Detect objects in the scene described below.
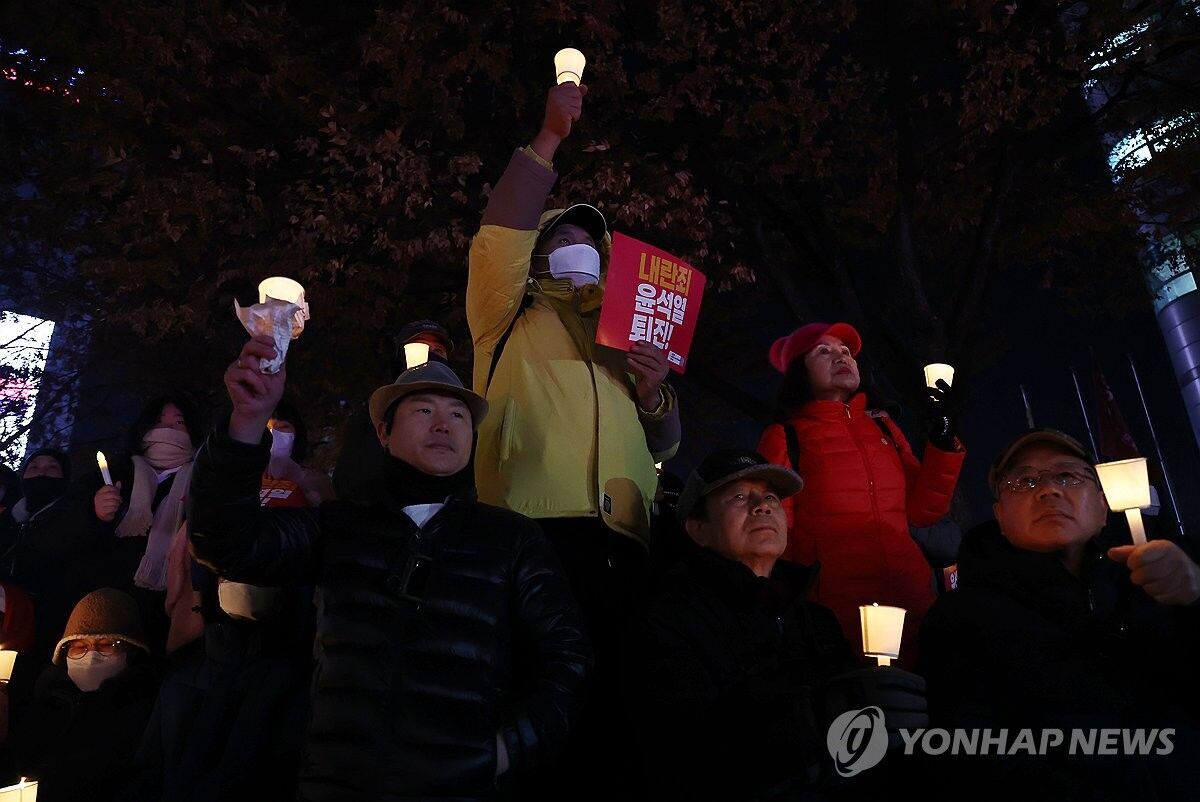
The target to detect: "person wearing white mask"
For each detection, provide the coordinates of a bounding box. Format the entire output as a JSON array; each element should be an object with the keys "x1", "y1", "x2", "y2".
[
  {"x1": 11, "y1": 588, "x2": 158, "y2": 801},
  {"x1": 89, "y1": 396, "x2": 203, "y2": 656},
  {"x1": 468, "y1": 76, "x2": 682, "y2": 798}
]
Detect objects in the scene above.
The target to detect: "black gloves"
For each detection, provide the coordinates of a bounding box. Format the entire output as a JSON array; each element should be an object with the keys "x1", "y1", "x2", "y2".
[
  {"x1": 818, "y1": 667, "x2": 929, "y2": 751},
  {"x1": 927, "y1": 378, "x2": 960, "y2": 452}
]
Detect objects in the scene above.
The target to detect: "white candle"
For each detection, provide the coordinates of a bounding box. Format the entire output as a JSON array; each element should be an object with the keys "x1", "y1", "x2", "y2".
[{"x1": 96, "y1": 451, "x2": 113, "y2": 486}]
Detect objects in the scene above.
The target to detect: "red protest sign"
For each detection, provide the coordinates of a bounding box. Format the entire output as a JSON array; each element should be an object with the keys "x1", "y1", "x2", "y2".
[{"x1": 595, "y1": 233, "x2": 706, "y2": 373}]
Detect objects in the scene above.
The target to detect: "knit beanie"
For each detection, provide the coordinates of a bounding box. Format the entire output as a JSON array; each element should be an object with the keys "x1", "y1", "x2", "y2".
[
  {"x1": 53, "y1": 588, "x2": 149, "y2": 664},
  {"x1": 23, "y1": 447, "x2": 72, "y2": 481}
]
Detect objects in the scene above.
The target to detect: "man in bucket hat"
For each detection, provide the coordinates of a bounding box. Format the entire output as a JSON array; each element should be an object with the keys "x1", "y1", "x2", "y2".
[
  {"x1": 189, "y1": 334, "x2": 590, "y2": 799},
  {"x1": 630, "y1": 448, "x2": 927, "y2": 800},
  {"x1": 332, "y1": 317, "x2": 456, "y2": 498}
]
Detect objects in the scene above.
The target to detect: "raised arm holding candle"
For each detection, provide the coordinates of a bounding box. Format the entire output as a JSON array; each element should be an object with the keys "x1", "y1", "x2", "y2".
[
  {"x1": 193, "y1": 332, "x2": 590, "y2": 797},
  {"x1": 467, "y1": 53, "x2": 680, "y2": 793}
]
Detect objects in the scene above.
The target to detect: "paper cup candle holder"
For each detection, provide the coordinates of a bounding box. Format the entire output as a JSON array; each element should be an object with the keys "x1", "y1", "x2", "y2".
[{"x1": 234, "y1": 277, "x2": 311, "y2": 374}]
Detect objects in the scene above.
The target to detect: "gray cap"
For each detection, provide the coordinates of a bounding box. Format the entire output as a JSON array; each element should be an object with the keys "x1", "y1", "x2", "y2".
[
  {"x1": 368, "y1": 361, "x2": 488, "y2": 430},
  {"x1": 677, "y1": 448, "x2": 803, "y2": 522}
]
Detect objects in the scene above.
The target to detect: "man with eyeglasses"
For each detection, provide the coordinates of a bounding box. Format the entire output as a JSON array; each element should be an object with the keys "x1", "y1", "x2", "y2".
[{"x1": 920, "y1": 429, "x2": 1200, "y2": 799}]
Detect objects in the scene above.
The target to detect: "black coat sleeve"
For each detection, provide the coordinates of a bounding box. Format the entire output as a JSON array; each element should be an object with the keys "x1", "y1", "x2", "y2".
[
  {"x1": 188, "y1": 423, "x2": 321, "y2": 586},
  {"x1": 499, "y1": 524, "x2": 592, "y2": 775}
]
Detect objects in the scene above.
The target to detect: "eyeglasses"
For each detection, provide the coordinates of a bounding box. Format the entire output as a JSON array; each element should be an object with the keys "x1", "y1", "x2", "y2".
[
  {"x1": 65, "y1": 638, "x2": 125, "y2": 659},
  {"x1": 1000, "y1": 468, "x2": 1097, "y2": 495}
]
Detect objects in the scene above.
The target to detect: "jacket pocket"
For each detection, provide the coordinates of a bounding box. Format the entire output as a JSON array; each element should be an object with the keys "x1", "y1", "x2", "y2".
[{"x1": 499, "y1": 397, "x2": 520, "y2": 465}]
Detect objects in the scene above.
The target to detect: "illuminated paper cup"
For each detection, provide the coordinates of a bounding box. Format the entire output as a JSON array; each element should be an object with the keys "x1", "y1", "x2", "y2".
[
  {"x1": 923, "y1": 363, "x2": 954, "y2": 389},
  {"x1": 0, "y1": 651, "x2": 15, "y2": 683},
  {"x1": 404, "y1": 342, "x2": 430, "y2": 369},
  {"x1": 859, "y1": 604, "x2": 905, "y2": 666},
  {"x1": 0, "y1": 778, "x2": 37, "y2": 801},
  {"x1": 258, "y1": 277, "x2": 311, "y2": 324},
  {"x1": 554, "y1": 48, "x2": 586, "y2": 85},
  {"x1": 1096, "y1": 457, "x2": 1151, "y2": 546},
  {"x1": 1095, "y1": 458, "x2": 1151, "y2": 511}
]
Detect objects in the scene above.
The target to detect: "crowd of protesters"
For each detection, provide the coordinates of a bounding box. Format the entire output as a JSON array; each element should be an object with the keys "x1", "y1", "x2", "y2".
[{"x1": 0, "y1": 80, "x2": 1197, "y2": 802}]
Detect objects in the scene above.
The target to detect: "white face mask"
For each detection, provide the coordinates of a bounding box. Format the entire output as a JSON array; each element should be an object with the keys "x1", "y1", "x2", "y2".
[
  {"x1": 67, "y1": 651, "x2": 128, "y2": 692},
  {"x1": 218, "y1": 581, "x2": 281, "y2": 622},
  {"x1": 547, "y1": 243, "x2": 601, "y2": 287},
  {"x1": 270, "y1": 429, "x2": 296, "y2": 459}
]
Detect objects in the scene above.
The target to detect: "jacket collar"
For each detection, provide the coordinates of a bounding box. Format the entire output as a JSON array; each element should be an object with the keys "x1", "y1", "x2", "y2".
[
  {"x1": 957, "y1": 520, "x2": 1123, "y2": 625},
  {"x1": 680, "y1": 544, "x2": 820, "y2": 613},
  {"x1": 799, "y1": 392, "x2": 868, "y2": 420}
]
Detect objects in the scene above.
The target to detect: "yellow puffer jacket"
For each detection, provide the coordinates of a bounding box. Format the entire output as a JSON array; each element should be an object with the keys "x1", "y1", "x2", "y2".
[{"x1": 468, "y1": 203, "x2": 676, "y2": 547}]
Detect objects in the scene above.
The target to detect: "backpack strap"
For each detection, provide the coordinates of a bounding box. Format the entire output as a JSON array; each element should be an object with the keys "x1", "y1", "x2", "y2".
[
  {"x1": 784, "y1": 423, "x2": 802, "y2": 472},
  {"x1": 485, "y1": 294, "x2": 533, "y2": 393}
]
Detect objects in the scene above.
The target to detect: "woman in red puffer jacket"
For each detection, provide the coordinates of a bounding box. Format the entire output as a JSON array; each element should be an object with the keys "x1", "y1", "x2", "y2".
[{"x1": 757, "y1": 322, "x2": 964, "y2": 662}]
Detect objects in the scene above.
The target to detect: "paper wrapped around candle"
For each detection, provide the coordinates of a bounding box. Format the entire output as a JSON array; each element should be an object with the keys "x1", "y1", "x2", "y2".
[
  {"x1": 0, "y1": 651, "x2": 15, "y2": 683},
  {"x1": 234, "y1": 298, "x2": 305, "y2": 375},
  {"x1": 859, "y1": 604, "x2": 905, "y2": 666},
  {"x1": 0, "y1": 779, "x2": 37, "y2": 801},
  {"x1": 554, "y1": 48, "x2": 586, "y2": 85},
  {"x1": 403, "y1": 342, "x2": 430, "y2": 369},
  {"x1": 923, "y1": 363, "x2": 954, "y2": 389}
]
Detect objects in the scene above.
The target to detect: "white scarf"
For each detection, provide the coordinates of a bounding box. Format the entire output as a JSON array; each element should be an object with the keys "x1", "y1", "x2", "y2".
[{"x1": 116, "y1": 427, "x2": 194, "y2": 591}]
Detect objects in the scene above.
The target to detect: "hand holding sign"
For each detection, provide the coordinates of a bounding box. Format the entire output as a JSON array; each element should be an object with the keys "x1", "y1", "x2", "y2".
[{"x1": 627, "y1": 341, "x2": 670, "y2": 411}]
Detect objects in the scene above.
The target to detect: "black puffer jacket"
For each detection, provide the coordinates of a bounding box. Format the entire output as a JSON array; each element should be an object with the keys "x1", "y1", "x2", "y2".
[
  {"x1": 920, "y1": 521, "x2": 1200, "y2": 801},
  {"x1": 188, "y1": 426, "x2": 591, "y2": 801},
  {"x1": 629, "y1": 544, "x2": 854, "y2": 801}
]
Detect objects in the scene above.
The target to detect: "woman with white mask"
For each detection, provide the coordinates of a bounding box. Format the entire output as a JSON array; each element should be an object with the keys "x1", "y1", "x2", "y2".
[
  {"x1": 11, "y1": 588, "x2": 159, "y2": 801},
  {"x1": 89, "y1": 395, "x2": 204, "y2": 654}
]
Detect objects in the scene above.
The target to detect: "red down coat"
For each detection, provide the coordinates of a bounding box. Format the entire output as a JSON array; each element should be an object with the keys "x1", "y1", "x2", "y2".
[{"x1": 757, "y1": 392, "x2": 964, "y2": 658}]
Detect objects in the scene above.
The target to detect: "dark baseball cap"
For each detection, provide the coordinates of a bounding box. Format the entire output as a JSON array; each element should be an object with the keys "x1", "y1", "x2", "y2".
[
  {"x1": 396, "y1": 319, "x2": 452, "y2": 353},
  {"x1": 988, "y1": 428, "x2": 1095, "y2": 497},
  {"x1": 677, "y1": 448, "x2": 803, "y2": 522}
]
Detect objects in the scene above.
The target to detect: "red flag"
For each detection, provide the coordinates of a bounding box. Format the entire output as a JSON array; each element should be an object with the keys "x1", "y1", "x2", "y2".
[{"x1": 1092, "y1": 369, "x2": 1140, "y2": 460}]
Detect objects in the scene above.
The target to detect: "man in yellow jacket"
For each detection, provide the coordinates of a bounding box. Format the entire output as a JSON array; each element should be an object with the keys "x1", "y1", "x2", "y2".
[{"x1": 467, "y1": 79, "x2": 681, "y2": 794}]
